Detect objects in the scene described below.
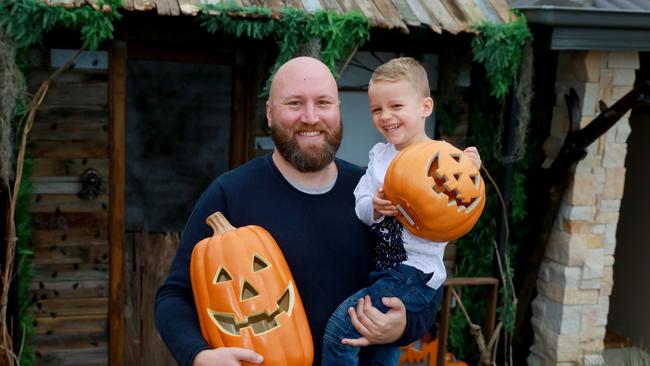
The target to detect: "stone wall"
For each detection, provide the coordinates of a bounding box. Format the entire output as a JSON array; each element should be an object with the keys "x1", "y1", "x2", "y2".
[{"x1": 528, "y1": 51, "x2": 640, "y2": 366}]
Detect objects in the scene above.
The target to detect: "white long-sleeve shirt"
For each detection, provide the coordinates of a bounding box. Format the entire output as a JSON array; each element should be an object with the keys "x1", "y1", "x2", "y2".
[{"x1": 353, "y1": 143, "x2": 447, "y2": 289}]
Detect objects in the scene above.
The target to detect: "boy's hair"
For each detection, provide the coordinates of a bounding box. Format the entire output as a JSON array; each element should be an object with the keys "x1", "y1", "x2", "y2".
[{"x1": 370, "y1": 57, "x2": 430, "y2": 98}]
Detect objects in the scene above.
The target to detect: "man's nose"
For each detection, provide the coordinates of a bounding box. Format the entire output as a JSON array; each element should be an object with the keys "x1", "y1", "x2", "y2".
[
  {"x1": 380, "y1": 109, "x2": 392, "y2": 121},
  {"x1": 301, "y1": 103, "x2": 319, "y2": 124}
]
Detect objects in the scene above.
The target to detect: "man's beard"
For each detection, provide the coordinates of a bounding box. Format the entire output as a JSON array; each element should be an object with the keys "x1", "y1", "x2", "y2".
[{"x1": 270, "y1": 121, "x2": 343, "y2": 172}]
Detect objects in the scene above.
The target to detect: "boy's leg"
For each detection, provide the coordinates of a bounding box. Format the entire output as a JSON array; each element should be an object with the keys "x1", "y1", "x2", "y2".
[{"x1": 322, "y1": 288, "x2": 369, "y2": 366}]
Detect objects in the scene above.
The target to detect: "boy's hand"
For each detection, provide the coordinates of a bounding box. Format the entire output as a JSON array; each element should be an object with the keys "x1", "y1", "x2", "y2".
[
  {"x1": 463, "y1": 146, "x2": 482, "y2": 169},
  {"x1": 372, "y1": 186, "x2": 397, "y2": 219}
]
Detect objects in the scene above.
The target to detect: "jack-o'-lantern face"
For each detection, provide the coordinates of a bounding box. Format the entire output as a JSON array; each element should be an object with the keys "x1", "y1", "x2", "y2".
[
  {"x1": 207, "y1": 254, "x2": 295, "y2": 336},
  {"x1": 384, "y1": 141, "x2": 485, "y2": 242},
  {"x1": 190, "y1": 212, "x2": 313, "y2": 365}
]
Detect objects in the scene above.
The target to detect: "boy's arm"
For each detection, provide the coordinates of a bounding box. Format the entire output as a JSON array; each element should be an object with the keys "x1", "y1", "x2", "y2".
[{"x1": 354, "y1": 147, "x2": 384, "y2": 225}]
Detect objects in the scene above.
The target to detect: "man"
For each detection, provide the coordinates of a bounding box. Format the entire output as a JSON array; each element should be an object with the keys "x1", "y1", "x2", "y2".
[{"x1": 155, "y1": 57, "x2": 438, "y2": 366}]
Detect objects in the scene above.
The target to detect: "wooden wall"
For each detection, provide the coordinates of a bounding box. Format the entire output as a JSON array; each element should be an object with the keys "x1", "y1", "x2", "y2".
[{"x1": 28, "y1": 51, "x2": 110, "y2": 365}]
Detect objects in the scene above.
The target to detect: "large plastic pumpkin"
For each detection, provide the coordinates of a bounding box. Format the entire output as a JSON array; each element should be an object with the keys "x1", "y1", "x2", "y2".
[
  {"x1": 190, "y1": 212, "x2": 313, "y2": 365},
  {"x1": 384, "y1": 140, "x2": 485, "y2": 242}
]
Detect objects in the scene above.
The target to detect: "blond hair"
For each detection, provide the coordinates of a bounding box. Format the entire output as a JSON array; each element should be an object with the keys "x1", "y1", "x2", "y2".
[{"x1": 370, "y1": 57, "x2": 430, "y2": 98}]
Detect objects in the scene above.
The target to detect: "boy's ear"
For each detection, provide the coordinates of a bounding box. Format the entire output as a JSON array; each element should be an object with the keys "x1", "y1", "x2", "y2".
[{"x1": 422, "y1": 97, "x2": 434, "y2": 118}]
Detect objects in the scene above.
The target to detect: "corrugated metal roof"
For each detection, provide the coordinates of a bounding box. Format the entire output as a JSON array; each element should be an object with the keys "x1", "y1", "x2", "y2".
[{"x1": 44, "y1": 0, "x2": 512, "y2": 34}]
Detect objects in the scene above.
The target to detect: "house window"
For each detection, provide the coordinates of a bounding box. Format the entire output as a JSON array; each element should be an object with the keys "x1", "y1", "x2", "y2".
[{"x1": 125, "y1": 59, "x2": 232, "y2": 232}]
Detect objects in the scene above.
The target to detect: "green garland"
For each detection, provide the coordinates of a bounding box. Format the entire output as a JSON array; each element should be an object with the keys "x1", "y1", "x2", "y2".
[
  {"x1": 198, "y1": 3, "x2": 370, "y2": 94},
  {"x1": 471, "y1": 14, "x2": 532, "y2": 100}
]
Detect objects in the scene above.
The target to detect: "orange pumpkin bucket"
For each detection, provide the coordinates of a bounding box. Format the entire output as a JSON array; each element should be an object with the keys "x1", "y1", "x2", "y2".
[
  {"x1": 190, "y1": 212, "x2": 313, "y2": 365},
  {"x1": 384, "y1": 140, "x2": 486, "y2": 242}
]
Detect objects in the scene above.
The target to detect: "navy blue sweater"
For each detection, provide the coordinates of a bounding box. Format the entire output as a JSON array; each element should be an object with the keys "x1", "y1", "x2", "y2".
[{"x1": 154, "y1": 155, "x2": 437, "y2": 366}]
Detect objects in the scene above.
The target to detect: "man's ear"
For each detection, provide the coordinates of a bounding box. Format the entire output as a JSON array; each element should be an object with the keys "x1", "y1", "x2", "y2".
[
  {"x1": 422, "y1": 97, "x2": 434, "y2": 118},
  {"x1": 266, "y1": 100, "x2": 273, "y2": 128}
]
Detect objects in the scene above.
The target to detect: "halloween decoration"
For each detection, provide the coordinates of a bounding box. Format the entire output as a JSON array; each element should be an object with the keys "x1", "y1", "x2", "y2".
[
  {"x1": 190, "y1": 212, "x2": 313, "y2": 365},
  {"x1": 398, "y1": 333, "x2": 469, "y2": 366},
  {"x1": 384, "y1": 140, "x2": 485, "y2": 242}
]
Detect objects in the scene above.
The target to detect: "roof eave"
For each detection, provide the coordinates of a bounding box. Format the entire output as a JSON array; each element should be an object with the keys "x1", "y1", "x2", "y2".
[{"x1": 516, "y1": 6, "x2": 650, "y2": 30}]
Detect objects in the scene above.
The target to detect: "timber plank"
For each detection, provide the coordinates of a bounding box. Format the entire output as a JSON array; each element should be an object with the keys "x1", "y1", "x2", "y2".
[
  {"x1": 31, "y1": 121, "x2": 108, "y2": 142},
  {"x1": 441, "y1": 0, "x2": 472, "y2": 32},
  {"x1": 29, "y1": 69, "x2": 108, "y2": 89},
  {"x1": 33, "y1": 314, "x2": 107, "y2": 335},
  {"x1": 36, "y1": 105, "x2": 109, "y2": 125},
  {"x1": 33, "y1": 227, "x2": 108, "y2": 248},
  {"x1": 42, "y1": 83, "x2": 108, "y2": 106},
  {"x1": 32, "y1": 176, "x2": 108, "y2": 195},
  {"x1": 31, "y1": 244, "x2": 108, "y2": 264},
  {"x1": 30, "y1": 279, "x2": 108, "y2": 299},
  {"x1": 140, "y1": 233, "x2": 178, "y2": 365},
  {"x1": 123, "y1": 232, "x2": 141, "y2": 366},
  {"x1": 31, "y1": 140, "x2": 108, "y2": 159},
  {"x1": 30, "y1": 194, "x2": 109, "y2": 213},
  {"x1": 421, "y1": 0, "x2": 460, "y2": 34},
  {"x1": 31, "y1": 212, "x2": 108, "y2": 230},
  {"x1": 32, "y1": 332, "x2": 106, "y2": 350},
  {"x1": 29, "y1": 297, "x2": 108, "y2": 317},
  {"x1": 33, "y1": 158, "x2": 109, "y2": 178},
  {"x1": 33, "y1": 347, "x2": 107, "y2": 366},
  {"x1": 32, "y1": 265, "x2": 108, "y2": 281},
  {"x1": 109, "y1": 40, "x2": 127, "y2": 366}
]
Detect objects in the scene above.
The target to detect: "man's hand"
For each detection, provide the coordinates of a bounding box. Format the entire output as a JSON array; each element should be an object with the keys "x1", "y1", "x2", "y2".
[
  {"x1": 341, "y1": 295, "x2": 407, "y2": 346},
  {"x1": 193, "y1": 348, "x2": 263, "y2": 366},
  {"x1": 463, "y1": 146, "x2": 482, "y2": 169},
  {"x1": 372, "y1": 185, "x2": 398, "y2": 220}
]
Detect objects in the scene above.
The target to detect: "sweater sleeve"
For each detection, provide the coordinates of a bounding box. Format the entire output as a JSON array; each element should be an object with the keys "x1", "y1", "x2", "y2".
[
  {"x1": 354, "y1": 146, "x2": 384, "y2": 226},
  {"x1": 154, "y1": 180, "x2": 227, "y2": 366}
]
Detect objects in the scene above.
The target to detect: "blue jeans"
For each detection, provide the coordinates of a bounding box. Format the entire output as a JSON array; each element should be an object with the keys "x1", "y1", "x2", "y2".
[{"x1": 321, "y1": 264, "x2": 438, "y2": 366}]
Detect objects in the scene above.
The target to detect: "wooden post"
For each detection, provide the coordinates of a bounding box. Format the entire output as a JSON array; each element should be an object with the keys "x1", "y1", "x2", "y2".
[
  {"x1": 109, "y1": 40, "x2": 127, "y2": 366},
  {"x1": 437, "y1": 286, "x2": 452, "y2": 366}
]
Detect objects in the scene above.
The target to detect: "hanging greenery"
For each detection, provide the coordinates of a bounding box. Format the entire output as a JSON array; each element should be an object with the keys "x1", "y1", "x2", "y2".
[
  {"x1": 198, "y1": 3, "x2": 370, "y2": 94},
  {"x1": 471, "y1": 14, "x2": 532, "y2": 100}
]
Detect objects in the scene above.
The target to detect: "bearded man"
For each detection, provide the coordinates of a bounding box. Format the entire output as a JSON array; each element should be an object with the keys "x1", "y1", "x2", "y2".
[{"x1": 155, "y1": 57, "x2": 438, "y2": 366}]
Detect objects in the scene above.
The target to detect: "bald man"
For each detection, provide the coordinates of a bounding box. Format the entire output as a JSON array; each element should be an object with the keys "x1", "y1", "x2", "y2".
[{"x1": 155, "y1": 57, "x2": 438, "y2": 366}]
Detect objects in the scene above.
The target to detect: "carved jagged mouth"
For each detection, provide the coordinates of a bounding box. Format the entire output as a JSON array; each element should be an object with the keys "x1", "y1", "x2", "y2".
[
  {"x1": 427, "y1": 153, "x2": 481, "y2": 213},
  {"x1": 208, "y1": 282, "x2": 295, "y2": 336}
]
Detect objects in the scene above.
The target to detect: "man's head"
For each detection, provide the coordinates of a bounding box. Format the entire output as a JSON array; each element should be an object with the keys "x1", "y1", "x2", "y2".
[
  {"x1": 368, "y1": 57, "x2": 434, "y2": 150},
  {"x1": 266, "y1": 57, "x2": 342, "y2": 172}
]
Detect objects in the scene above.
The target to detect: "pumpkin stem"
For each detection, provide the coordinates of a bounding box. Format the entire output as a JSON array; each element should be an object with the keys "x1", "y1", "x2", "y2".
[{"x1": 206, "y1": 212, "x2": 236, "y2": 234}]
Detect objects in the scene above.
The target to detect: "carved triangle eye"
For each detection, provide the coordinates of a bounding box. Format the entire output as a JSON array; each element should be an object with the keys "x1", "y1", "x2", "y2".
[
  {"x1": 253, "y1": 255, "x2": 269, "y2": 272},
  {"x1": 214, "y1": 267, "x2": 232, "y2": 283}
]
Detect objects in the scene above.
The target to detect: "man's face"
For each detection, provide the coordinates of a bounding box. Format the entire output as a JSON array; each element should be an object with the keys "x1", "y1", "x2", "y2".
[{"x1": 266, "y1": 59, "x2": 342, "y2": 172}]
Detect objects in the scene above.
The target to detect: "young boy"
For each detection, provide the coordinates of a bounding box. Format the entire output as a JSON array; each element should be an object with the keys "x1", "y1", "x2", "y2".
[{"x1": 321, "y1": 57, "x2": 481, "y2": 365}]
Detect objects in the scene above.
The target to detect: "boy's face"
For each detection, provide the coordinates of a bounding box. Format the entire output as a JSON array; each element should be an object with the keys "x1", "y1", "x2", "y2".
[{"x1": 368, "y1": 79, "x2": 433, "y2": 150}]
